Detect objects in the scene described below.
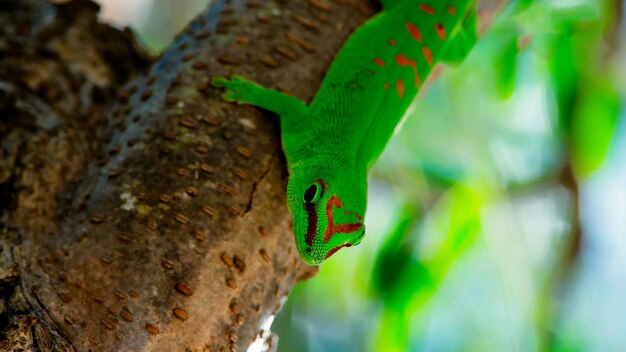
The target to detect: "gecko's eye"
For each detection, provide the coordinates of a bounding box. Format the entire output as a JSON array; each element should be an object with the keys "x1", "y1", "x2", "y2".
[{"x1": 303, "y1": 181, "x2": 323, "y2": 204}]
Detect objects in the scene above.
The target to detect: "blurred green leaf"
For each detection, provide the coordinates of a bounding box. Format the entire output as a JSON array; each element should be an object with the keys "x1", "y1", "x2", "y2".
[
  {"x1": 423, "y1": 185, "x2": 482, "y2": 279},
  {"x1": 549, "y1": 28, "x2": 578, "y2": 133},
  {"x1": 488, "y1": 24, "x2": 520, "y2": 99},
  {"x1": 373, "y1": 185, "x2": 483, "y2": 351},
  {"x1": 546, "y1": 0, "x2": 619, "y2": 177},
  {"x1": 371, "y1": 205, "x2": 419, "y2": 297},
  {"x1": 571, "y1": 76, "x2": 620, "y2": 176}
]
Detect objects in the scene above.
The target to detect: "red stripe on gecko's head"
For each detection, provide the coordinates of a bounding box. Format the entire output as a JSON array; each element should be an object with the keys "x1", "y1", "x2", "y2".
[
  {"x1": 304, "y1": 180, "x2": 327, "y2": 249},
  {"x1": 304, "y1": 202, "x2": 317, "y2": 248},
  {"x1": 323, "y1": 195, "x2": 363, "y2": 243},
  {"x1": 374, "y1": 58, "x2": 386, "y2": 67}
]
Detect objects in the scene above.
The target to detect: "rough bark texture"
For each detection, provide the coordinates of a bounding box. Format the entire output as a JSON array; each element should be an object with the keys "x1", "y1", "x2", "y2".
[{"x1": 0, "y1": 0, "x2": 504, "y2": 351}]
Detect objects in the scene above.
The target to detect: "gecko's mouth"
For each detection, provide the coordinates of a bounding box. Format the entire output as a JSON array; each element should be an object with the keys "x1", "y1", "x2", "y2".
[
  {"x1": 320, "y1": 226, "x2": 365, "y2": 262},
  {"x1": 296, "y1": 194, "x2": 365, "y2": 264},
  {"x1": 297, "y1": 224, "x2": 365, "y2": 265},
  {"x1": 353, "y1": 228, "x2": 366, "y2": 245}
]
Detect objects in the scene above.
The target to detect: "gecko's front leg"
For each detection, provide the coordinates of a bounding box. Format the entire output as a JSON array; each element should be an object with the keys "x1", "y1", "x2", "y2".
[{"x1": 212, "y1": 75, "x2": 309, "y2": 118}]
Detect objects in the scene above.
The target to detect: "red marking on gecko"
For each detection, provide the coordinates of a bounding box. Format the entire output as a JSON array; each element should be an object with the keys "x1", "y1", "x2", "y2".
[
  {"x1": 304, "y1": 179, "x2": 327, "y2": 248},
  {"x1": 406, "y1": 23, "x2": 422, "y2": 42},
  {"x1": 324, "y1": 243, "x2": 353, "y2": 260},
  {"x1": 384, "y1": 83, "x2": 390, "y2": 89},
  {"x1": 396, "y1": 79, "x2": 404, "y2": 98},
  {"x1": 395, "y1": 54, "x2": 416, "y2": 70},
  {"x1": 305, "y1": 202, "x2": 317, "y2": 247},
  {"x1": 447, "y1": 6, "x2": 457, "y2": 15},
  {"x1": 395, "y1": 54, "x2": 422, "y2": 88},
  {"x1": 435, "y1": 23, "x2": 447, "y2": 40},
  {"x1": 323, "y1": 196, "x2": 363, "y2": 243},
  {"x1": 389, "y1": 39, "x2": 397, "y2": 46},
  {"x1": 422, "y1": 46, "x2": 433, "y2": 66},
  {"x1": 374, "y1": 58, "x2": 386, "y2": 67},
  {"x1": 419, "y1": 4, "x2": 435, "y2": 15}
]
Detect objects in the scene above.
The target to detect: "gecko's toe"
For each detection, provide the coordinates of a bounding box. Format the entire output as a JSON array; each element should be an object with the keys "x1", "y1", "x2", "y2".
[
  {"x1": 210, "y1": 77, "x2": 231, "y2": 88},
  {"x1": 229, "y1": 75, "x2": 247, "y2": 83},
  {"x1": 222, "y1": 91, "x2": 243, "y2": 103}
]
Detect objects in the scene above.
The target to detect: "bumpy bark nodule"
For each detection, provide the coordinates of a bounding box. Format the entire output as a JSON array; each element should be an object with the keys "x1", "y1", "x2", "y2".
[{"x1": 0, "y1": 0, "x2": 503, "y2": 351}]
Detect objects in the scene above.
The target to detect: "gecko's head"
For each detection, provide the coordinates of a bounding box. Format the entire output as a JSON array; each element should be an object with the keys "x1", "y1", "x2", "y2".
[{"x1": 287, "y1": 164, "x2": 367, "y2": 265}]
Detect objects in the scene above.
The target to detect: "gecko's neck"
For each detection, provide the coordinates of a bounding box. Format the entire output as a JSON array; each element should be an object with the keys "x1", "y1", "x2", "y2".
[{"x1": 287, "y1": 149, "x2": 353, "y2": 173}]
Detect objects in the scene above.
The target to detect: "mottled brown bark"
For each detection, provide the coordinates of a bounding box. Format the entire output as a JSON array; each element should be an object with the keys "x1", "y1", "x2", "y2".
[{"x1": 0, "y1": 0, "x2": 504, "y2": 351}]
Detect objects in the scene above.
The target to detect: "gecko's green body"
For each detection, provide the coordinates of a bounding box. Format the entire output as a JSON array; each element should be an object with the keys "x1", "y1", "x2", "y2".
[{"x1": 213, "y1": 0, "x2": 476, "y2": 264}]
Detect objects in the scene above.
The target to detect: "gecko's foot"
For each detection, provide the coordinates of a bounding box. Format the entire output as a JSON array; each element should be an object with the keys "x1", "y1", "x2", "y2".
[{"x1": 211, "y1": 75, "x2": 257, "y2": 104}]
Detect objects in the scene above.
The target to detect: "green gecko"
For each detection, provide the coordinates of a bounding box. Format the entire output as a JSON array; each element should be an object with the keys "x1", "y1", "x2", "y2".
[{"x1": 213, "y1": 0, "x2": 477, "y2": 265}]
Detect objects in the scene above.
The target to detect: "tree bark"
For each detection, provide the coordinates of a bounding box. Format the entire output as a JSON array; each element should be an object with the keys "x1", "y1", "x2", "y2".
[{"x1": 0, "y1": 0, "x2": 504, "y2": 351}]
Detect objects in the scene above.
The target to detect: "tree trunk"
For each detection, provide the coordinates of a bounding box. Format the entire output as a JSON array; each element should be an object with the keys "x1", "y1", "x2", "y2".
[{"x1": 0, "y1": 0, "x2": 504, "y2": 351}]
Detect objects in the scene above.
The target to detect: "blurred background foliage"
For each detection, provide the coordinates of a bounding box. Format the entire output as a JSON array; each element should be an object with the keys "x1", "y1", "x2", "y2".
[{"x1": 95, "y1": 0, "x2": 625, "y2": 350}]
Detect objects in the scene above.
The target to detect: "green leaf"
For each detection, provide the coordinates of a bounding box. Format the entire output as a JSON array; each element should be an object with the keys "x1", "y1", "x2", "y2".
[
  {"x1": 370, "y1": 205, "x2": 419, "y2": 298},
  {"x1": 425, "y1": 185, "x2": 482, "y2": 278},
  {"x1": 492, "y1": 24, "x2": 519, "y2": 99},
  {"x1": 571, "y1": 75, "x2": 620, "y2": 177},
  {"x1": 548, "y1": 28, "x2": 578, "y2": 132}
]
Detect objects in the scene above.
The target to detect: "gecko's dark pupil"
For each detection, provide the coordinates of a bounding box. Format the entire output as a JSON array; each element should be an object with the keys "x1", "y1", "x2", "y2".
[{"x1": 304, "y1": 184, "x2": 317, "y2": 203}]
